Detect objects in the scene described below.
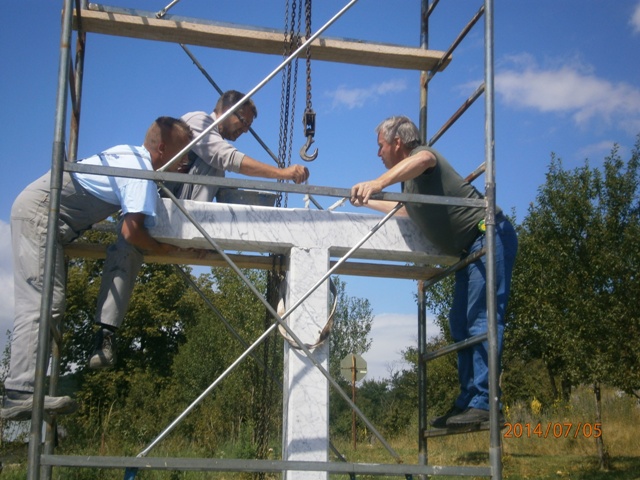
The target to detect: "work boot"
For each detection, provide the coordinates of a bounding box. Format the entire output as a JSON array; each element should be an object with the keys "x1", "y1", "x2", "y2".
[
  {"x1": 88, "y1": 328, "x2": 117, "y2": 369},
  {"x1": 446, "y1": 407, "x2": 505, "y2": 428},
  {"x1": 1, "y1": 390, "x2": 78, "y2": 421},
  {"x1": 429, "y1": 405, "x2": 464, "y2": 429}
]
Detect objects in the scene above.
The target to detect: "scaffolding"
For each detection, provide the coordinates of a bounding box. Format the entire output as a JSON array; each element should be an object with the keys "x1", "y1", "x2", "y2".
[{"x1": 22, "y1": 0, "x2": 502, "y2": 478}]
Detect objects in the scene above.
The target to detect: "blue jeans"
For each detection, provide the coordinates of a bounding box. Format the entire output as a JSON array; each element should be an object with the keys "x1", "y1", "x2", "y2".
[{"x1": 449, "y1": 215, "x2": 518, "y2": 411}]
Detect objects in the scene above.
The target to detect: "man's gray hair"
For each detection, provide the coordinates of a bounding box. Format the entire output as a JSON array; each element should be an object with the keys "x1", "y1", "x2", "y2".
[{"x1": 375, "y1": 116, "x2": 421, "y2": 150}]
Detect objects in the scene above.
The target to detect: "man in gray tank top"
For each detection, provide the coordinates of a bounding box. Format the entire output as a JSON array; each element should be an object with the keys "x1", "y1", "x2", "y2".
[{"x1": 350, "y1": 115, "x2": 518, "y2": 428}]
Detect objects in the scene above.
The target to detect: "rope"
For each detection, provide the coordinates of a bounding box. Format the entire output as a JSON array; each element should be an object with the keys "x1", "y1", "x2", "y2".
[{"x1": 277, "y1": 277, "x2": 338, "y2": 350}]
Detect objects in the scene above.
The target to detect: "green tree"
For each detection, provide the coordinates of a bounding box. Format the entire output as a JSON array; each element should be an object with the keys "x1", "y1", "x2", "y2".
[
  {"x1": 165, "y1": 266, "x2": 283, "y2": 458},
  {"x1": 507, "y1": 139, "x2": 640, "y2": 469},
  {"x1": 11, "y1": 231, "x2": 378, "y2": 458},
  {"x1": 325, "y1": 277, "x2": 376, "y2": 439},
  {"x1": 422, "y1": 275, "x2": 455, "y2": 340},
  {"x1": 61, "y1": 227, "x2": 204, "y2": 446},
  {"x1": 328, "y1": 277, "x2": 374, "y2": 378}
]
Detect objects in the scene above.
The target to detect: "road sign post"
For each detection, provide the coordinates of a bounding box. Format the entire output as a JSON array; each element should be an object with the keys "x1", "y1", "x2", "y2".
[{"x1": 340, "y1": 354, "x2": 367, "y2": 449}]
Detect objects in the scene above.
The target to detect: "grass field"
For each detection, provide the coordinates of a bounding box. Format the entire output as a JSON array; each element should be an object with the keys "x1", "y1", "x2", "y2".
[{"x1": 2, "y1": 387, "x2": 638, "y2": 479}]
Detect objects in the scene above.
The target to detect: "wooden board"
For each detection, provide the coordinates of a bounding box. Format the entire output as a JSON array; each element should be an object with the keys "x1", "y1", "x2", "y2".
[
  {"x1": 65, "y1": 243, "x2": 443, "y2": 280},
  {"x1": 73, "y1": 7, "x2": 451, "y2": 72}
]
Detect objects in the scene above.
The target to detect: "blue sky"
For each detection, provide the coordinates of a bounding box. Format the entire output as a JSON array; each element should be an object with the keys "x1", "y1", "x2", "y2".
[{"x1": 1, "y1": 1, "x2": 639, "y2": 380}]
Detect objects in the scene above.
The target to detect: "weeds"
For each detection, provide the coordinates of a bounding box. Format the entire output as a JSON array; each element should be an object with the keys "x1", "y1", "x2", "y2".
[{"x1": 2, "y1": 386, "x2": 638, "y2": 478}]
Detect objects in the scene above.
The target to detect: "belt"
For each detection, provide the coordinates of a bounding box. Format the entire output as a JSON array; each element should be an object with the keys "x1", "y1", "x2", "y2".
[
  {"x1": 477, "y1": 211, "x2": 506, "y2": 233},
  {"x1": 462, "y1": 212, "x2": 506, "y2": 255}
]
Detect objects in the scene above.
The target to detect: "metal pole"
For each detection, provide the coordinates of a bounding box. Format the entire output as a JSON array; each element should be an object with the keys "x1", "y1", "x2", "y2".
[
  {"x1": 428, "y1": 83, "x2": 484, "y2": 147},
  {"x1": 43, "y1": 6, "x2": 88, "y2": 478},
  {"x1": 483, "y1": 0, "x2": 502, "y2": 478},
  {"x1": 179, "y1": 44, "x2": 282, "y2": 167},
  {"x1": 418, "y1": 1, "x2": 430, "y2": 474},
  {"x1": 351, "y1": 355, "x2": 357, "y2": 450},
  {"x1": 140, "y1": 187, "x2": 404, "y2": 461},
  {"x1": 68, "y1": 0, "x2": 91, "y2": 161},
  {"x1": 67, "y1": 26, "x2": 86, "y2": 162},
  {"x1": 425, "y1": 5, "x2": 485, "y2": 86},
  {"x1": 418, "y1": 0, "x2": 431, "y2": 143},
  {"x1": 173, "y1": 265, "x2": 282, "y2": 387},
  {"x1": 417, "y1": 280, "x2": 427, "y2": 473},
  {"x1": 159, "y1": 0, "x2": 360, "y2": 173},
  {"x1": 423, "y1": 333, "x2": 488, "y2": 362},
  {"x1": 155, "y1": 0, "x2": 181, "y2": 18},
  {"x1": 65, "y1": 160, "x2": 486, "y2": 209},
  {"x1": 173, "y1": 266, "x2": 351, "y2": 465},
  {"x1": 137, "y1": 315, "x2": 281, "y2": 457},
  {"x1": 27, "y1": 1, "x2": 73, "y2": 478}
]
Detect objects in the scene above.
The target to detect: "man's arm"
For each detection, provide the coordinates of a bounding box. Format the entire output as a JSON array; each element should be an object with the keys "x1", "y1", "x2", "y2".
[
  {"x1": 120, "y1": 212, "x2": 183, "y2": 255},
  {"x1": 350, "y1": 149, "x2": 435, "y2": 206},
  {"x1": 355, "y1": 199, "x2": 408, "y2": 216},
  {"x1": 239, "y1": 155, "x2": 309, "y2": 184}
]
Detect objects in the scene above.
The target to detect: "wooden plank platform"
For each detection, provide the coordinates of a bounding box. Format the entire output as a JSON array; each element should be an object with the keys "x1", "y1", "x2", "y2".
[
  {"x1": 64, "y1": 243, "x2": 444, "y2": 281},
  {"x1": 73, "y1": 6, "x2": 451, "y2": 72}
]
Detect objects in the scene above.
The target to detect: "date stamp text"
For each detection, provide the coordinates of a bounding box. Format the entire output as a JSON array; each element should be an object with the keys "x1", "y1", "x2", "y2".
[{"x1": 504, "y1": 422, "x2": 602, "y2": 439}]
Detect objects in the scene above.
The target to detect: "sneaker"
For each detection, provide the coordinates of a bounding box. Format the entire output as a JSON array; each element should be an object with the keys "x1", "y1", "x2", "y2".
[
  {"x1": 88, "y1": 328, "x2": 117, "y2": 369},
  {"x1": 1, "y1": 390, "x2": 78, "y2": 421},
  {"x1": 446, "y1": 407, "x2": 505, "y2": 428},
  {"x1": 429, "y1": 405, "x2": 464, "y2": 429}
]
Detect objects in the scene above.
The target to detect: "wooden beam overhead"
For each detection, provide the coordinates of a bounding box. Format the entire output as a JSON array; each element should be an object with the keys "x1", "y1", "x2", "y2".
[{"x1": 73, "y1": 7, "x2": 451, "y2": 72}]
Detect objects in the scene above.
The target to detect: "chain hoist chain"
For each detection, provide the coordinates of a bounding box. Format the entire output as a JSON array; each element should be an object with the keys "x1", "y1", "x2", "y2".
[
  {"x1": 298, "y1": 0, "x2": 317, "y2": 162},
  {"x1": 277, "y1": 1, "x2": 289, "y2": 169},
  {"x1": 287, "y1": 0, "x2": 300, "y2": 172},
  {"x1": 255, "y1": 255, "x2": 285, "y2": 475},
  {"x1": 278, "y1": 0, "x2": 294, "y2": 171},
  {"x1": 277, "y1": 0, "x2": 302, "y2": 207},
  {"x1": 304, "y1": 0, "x2": 313, "y2": 111}
]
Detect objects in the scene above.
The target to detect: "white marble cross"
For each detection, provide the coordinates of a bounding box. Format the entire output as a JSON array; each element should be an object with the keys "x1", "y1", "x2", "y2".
[{"x1": 151, "y1": 198, "x2": 454, "y2": 479}]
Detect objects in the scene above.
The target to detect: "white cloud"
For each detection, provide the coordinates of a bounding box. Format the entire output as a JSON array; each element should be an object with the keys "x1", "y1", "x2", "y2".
[
  {"x1": 363, "y1": 312, "x2": 441, "y2": 381},
  {"x1": 577, "y1": 140, "x2": 619, "y2": 160},
  {"x1": 0, "y1": 220, "x2": 14, "y2": 357},
  {"x1": 495, "y1": 56, "x2": 640, "y2": 134},
  {"x1": 632, "y1": 1, "x2": 640, "y2": 34},
  {"x1": 324, "y1": 79, "x2": 408, "y2": 110}
]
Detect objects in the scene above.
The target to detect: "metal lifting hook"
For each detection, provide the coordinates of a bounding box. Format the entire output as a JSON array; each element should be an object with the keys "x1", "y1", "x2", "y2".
[
  {"x1": 300, "y1": 136, "x2": 318, "y2": 162},
  {"x1": 300, "y1": 110, "x2": 318, "y2": 162}
]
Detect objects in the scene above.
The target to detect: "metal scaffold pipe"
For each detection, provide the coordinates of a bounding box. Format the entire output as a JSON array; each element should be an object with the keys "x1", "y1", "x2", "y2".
[
  {"x1": 27, "y1": 1, "x2": 74, "y2": 479},
  {"x1": 134, "y1": 189, "x2": 404, "y2": 462},
  {"x1": 159, "y1": 0, "x2": 360, "y2": 174}
]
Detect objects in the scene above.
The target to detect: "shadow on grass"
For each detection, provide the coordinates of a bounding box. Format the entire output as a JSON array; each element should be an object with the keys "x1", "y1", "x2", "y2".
[
  {"x1": 573, "y1": 456, "x2": 640, "y2": 479},
  {"x1": 455, "y1": 451, "x2": 490, "y2": 465},
  {"x1": 498, "y1": 453, "x2": 640, "y2": 479}
]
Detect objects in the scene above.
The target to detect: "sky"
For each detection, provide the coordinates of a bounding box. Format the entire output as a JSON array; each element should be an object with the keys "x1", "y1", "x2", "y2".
[{"x1": 1, "y1": 0, "x2": 640, "y2": 381}]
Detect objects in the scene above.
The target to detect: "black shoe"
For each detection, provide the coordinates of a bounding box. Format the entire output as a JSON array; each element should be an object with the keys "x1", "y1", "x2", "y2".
[
  {"x1": 1, "y1": 390, "x2": 78, "y2": 421},
  {"x1": 88, "y1": 328, "x2": 117, "y2": 369},
  {"x1": 430, "y1": 405, "x2": 464, "y2": 429},
  {"x1": 446, "y1": 407, "x2": 488, "y2": 427},
  {"x1": 446, "y1": 407, "x2": 505, "y2": 428}
]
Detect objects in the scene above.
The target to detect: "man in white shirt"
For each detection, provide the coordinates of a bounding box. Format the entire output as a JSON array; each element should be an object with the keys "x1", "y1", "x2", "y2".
[
  {"x1": 85, "y1": 91, "x2": 313, "y2": 374},
  {"x1": 1, "y1": 117, "x2": 196, "y2": 420}
]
